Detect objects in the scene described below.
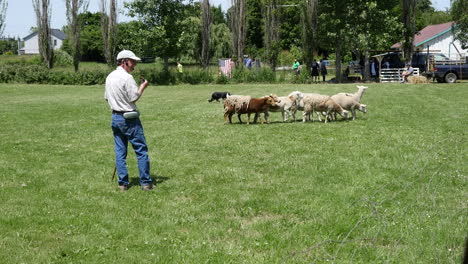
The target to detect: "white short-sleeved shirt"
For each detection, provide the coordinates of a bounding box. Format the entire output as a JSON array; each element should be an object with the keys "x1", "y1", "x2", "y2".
[{"x1": 104, "y1": 66, "x2": 140, "y2": 112}]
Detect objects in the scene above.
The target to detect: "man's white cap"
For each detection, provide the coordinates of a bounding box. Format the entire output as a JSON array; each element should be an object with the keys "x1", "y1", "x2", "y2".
[{"x1": 116, "y1": 50, "x2": 141, "y2": 61}]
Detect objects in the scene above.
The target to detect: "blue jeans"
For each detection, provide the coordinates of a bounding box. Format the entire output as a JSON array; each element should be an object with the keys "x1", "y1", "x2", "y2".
[{"x1": 111, "y1": 114, "x2": 152, "y2": 186}]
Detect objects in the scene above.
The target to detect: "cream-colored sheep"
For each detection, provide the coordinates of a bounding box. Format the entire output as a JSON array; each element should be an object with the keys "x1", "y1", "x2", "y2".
[
  {"x1": 302, "y1": 94, "x2": 349, "y2": 123},
  {"x1": 269, "y1": 91, "x2": 304, "y2": 122},
  {"x1": 335, "y1": 85, "x2": 367, "y2": 103},
  {"x1": 330, "y1": 94, "x2": 367, "y2": 120}
]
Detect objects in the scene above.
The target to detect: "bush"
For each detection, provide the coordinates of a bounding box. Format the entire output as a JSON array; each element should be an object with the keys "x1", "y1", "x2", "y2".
[
  {"x1": 215, "y1": 73, "x2": 230, "y2": 84},
  {"x1": 178, "y1": 69, "x2": 214, "y2": 85},
  {"x1": 54, "y1": 50, "x2": 73, "y2": 67},
  {"x1": 292, "y1": 67, "x2": 312, "y2": 84},
  {"x1": 231, "y1": 66, "x2": 276, "y2": 83},
  {"x1": 136, "y1": 68, "x2": 177, "y2": 85}
]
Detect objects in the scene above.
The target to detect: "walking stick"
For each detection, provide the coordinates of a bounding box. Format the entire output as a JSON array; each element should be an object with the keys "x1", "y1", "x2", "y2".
[{"x1": 111, "y1": 166, "x2": 116, "y2": 181}]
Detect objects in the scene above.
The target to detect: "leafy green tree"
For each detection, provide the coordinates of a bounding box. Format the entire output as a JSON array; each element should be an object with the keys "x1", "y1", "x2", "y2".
[
  {"x1": 117, "y1": 20, "x2": 164, "y2": 59},
  {"x1": 246, "y1": 0, "x2": 263, "y2": 52},
  {"x1": 345, "y1": 0, "x2": 401, "y2": 81},
  {"x1": 62, "y1": 12, "x2": 104, "y2": 62},
  {"x1": 451, "y1": 0, "x2": 468, "y2": 48},
  {"x1": 211, "y1": 5, "x2": 226, "y2": 25},
  {"x1": 211, "y1": 23, "x2": 231, "y2": 60},
  {"x1": 124, "y1": 0, "x2": 189, "y2": 69},
  {"x1": 415, "y1": 0, "x2": 451, "y2": 30},
  {"x1": 279, "y1": 2, "x2": 301, "y2": 50}
]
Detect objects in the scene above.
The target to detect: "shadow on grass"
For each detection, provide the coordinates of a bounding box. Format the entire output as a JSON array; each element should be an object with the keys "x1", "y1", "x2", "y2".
[{"x1": 128, "y1": 175, "x2": 170, "y2": 189}]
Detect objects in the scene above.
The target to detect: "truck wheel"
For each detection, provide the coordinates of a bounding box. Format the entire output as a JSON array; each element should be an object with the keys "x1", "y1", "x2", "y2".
[{"x1": 444, "y1": 73, "x2": 457, "y2": 83}]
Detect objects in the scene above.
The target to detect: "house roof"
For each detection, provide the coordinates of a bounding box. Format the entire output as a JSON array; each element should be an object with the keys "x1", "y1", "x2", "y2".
[
  {"x1": 391, "y1": 22, "x2": 455, "y2": 49},
  {"x1": 23, "y1": 29, "x2": 67, "y2": 41}
]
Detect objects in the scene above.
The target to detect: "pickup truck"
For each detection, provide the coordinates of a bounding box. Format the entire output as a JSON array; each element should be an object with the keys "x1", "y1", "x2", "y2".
[{"x1": 412, "y1": 53, "x2": 468, "y2": 83}]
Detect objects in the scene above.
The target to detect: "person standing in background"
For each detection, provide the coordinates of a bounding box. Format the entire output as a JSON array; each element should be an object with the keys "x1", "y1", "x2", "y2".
[
  {"x1": 320, "y1": 59, "x2": 328, "y2": 82},
  {"x1": 293, "y1": 59, "x2": 301, "y2": 75}
]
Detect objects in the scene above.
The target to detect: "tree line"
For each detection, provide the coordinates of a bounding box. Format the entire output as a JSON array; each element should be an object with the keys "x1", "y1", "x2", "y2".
[{"x1": 1, "y1": 0, "x2": 466, "y2": 82}]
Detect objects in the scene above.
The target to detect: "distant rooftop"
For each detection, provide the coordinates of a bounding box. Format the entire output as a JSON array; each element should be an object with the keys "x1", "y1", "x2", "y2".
[{"x1": 392, "y1": 22, "x2": 455, "y2": 49}]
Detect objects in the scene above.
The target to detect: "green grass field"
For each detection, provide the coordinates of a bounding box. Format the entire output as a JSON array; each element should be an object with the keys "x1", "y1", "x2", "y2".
[{"x1": 0, "y1": 82, "x2": 466, "y2": 263}]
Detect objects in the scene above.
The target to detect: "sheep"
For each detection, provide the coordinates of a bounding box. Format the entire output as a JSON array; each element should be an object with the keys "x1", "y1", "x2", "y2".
[
  {"x1": 330, "y1": 94, "x2": 367, "y2": 120},
  {"x1": 267, "y1": 91, "x2": 304, "y2": 122},
  {"x1": 335, "y1": 85, "x2": 368, "y2": 103},
  {"x1": 329, "y1": 85, "x2": 368, "y2": 120},
  {"x1": 224, "y1": 94, "x2": 279, "y2": 124},
  {"x1": 302, "y1": 93, "x2": 349, "y2": 123}
]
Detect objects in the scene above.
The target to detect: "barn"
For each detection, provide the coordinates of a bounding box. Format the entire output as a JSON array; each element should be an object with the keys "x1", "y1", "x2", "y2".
[
  {"x1": 392, "y1": 22, "x2": 468, "y2": 59},
  {"x1": 19, "y1": 29, "x2": 66, "y2": 55}
]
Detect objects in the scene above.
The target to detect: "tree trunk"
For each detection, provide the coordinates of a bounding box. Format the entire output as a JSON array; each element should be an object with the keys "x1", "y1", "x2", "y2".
[
  {"x1": 201, "y1": 0, "x2": 212, "y2": 69},
  {"x1": 100, "y1": 0, "x2": 117, "y2": 66},
  {"x1": 164, "y1": 56, "x2": 169, "y2": 70},
  {"x1": 301, "y1": 0, "x2": 318, "y2": 69},
  {"x1": 230, "y1": 0, "x2": 246, "y2": 65},
  {"x1": 66, "y1": 0, "x2": 88, "y2": 72},
  {"x1": 33, "y1": 0, "x2": 53, "y2": 69},
  {"x1": 264, "y1": 0, "x2": 280, "y2": 71},
  {"x1": 402, "y1": 0, "x2": 417, "y2": 62},
  {"x1": 335, "y1": 32, "x2": 342, "y2": 83},
  {"x1": 363, "y1": 50, "x2": 370, "y2": 82}
]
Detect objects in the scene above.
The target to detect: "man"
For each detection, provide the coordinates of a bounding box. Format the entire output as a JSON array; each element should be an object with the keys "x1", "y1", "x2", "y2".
[
  {"x1": 293, "y1": 59, "x2": 300, "y2": 75},
  {"x1": 105, "y1": 50, "x2": 153, "y2": 191},
  {"x1": 320, "y1": 59, "x2": 328, "y2": 82},
  {"x1": 177, "y1": 61, "x2": 183, "y2": 73},
  {"x1": 401, "y1": 62, "x2": 414, "y2": 83}
]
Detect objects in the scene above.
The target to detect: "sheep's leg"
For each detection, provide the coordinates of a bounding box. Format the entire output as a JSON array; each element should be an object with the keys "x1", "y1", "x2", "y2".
[
  {"x1": 302, "y1": 111, "x2": 308, "y2": 122},
  {"x1": 253, "y1": 113, "x2": 259, "y2": 123},
  {"x1": 324, "y1": 111, "x2": 330, "y2": 123},
  {"x1": 281, "y1": 111, "x2": 285, "y2": 122},
  {"x1": 264, "y1": 112, "x2": 269, "y2": 124},
  {"x1": 352, "y1": 109, "x2": 356, "y2": 120},
  {"x1": 237, "y1": 114, "x2": 243, "y2": 124},
  {"x1": 247, "y1": 113, "x2": 251, "y2": 125},
  {"x1": 224, "y1": 112, "x2": 229, "y2": 124}
]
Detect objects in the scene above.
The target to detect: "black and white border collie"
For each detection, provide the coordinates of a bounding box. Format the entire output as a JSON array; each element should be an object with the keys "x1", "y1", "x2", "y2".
[{"x1": 208, "y1": 92, "x2": 231, "y2": 102}]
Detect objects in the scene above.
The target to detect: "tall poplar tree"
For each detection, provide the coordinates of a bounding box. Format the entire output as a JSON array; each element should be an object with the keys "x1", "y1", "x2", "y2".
[
  {"x1": 100, "y1": 0, "x2": 117, "y2": 66},
  {"x1": 66, "y1": 0, "x2": 88, "y2": 72},
  {"x1": 33, "y1": 0, "x2": 54, "y2": 69},
  {"x1": 201, "y1": 0, "x2": 212, "y2": 69},
  {"x1": 0, "y1": 0, "x2": 7, "y2": 37},
  {"x1": 264, "y1": 0, "x2": 280, "y2": 71},
  {"x1": 230, "y1": 0, "x2": 246, "y2": 64},
  {"x1": 401, "y1": 0, "x2": 417, "y2": 62},
  {"x1": 301, "y1": 0, "x2": 318, "y2": 69}
]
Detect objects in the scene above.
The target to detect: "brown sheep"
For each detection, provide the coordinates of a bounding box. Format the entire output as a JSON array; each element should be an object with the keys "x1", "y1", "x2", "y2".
[{"x1": 224, "y1": 95, "x2": 280, "y2": 124}]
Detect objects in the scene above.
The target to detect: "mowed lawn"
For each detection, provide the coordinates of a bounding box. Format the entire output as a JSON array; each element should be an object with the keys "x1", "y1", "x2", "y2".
[{"x1": 0, "y1": 82, "x2": 466, "y2": 263}]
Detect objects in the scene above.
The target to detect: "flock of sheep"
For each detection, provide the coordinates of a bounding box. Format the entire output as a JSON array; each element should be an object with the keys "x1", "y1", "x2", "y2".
[{"x1": 215, "y1": 86, "x2": 368, "y2": 124}]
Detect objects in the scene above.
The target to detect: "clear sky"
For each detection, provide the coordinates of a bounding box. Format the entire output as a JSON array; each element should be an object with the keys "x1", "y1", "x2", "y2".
[{"x1": 3, "y1": 0, "x2": 451, "y2": 39}]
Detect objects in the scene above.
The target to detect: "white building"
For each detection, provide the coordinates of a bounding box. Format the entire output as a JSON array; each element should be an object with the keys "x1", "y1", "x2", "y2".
[
  {"x1": 19, "y1": 29, "x2": 66, "y2": 55},
  {"x1": 392, "y1": 22, "x2": 467, "y2": 60}
]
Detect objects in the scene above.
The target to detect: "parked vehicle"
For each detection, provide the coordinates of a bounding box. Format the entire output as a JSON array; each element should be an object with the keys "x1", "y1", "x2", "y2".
[
  {"x1": 376, "y1": 52, "x2": 467, "y2": 83},
  {"x1": 419, "y1": 54, "x2": 468, "y2": 83}
]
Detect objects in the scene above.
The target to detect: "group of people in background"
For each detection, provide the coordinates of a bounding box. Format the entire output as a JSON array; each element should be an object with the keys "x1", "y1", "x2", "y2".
[{"x1": 292, "y1": 58, "x2": 328, "y2": 83}]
